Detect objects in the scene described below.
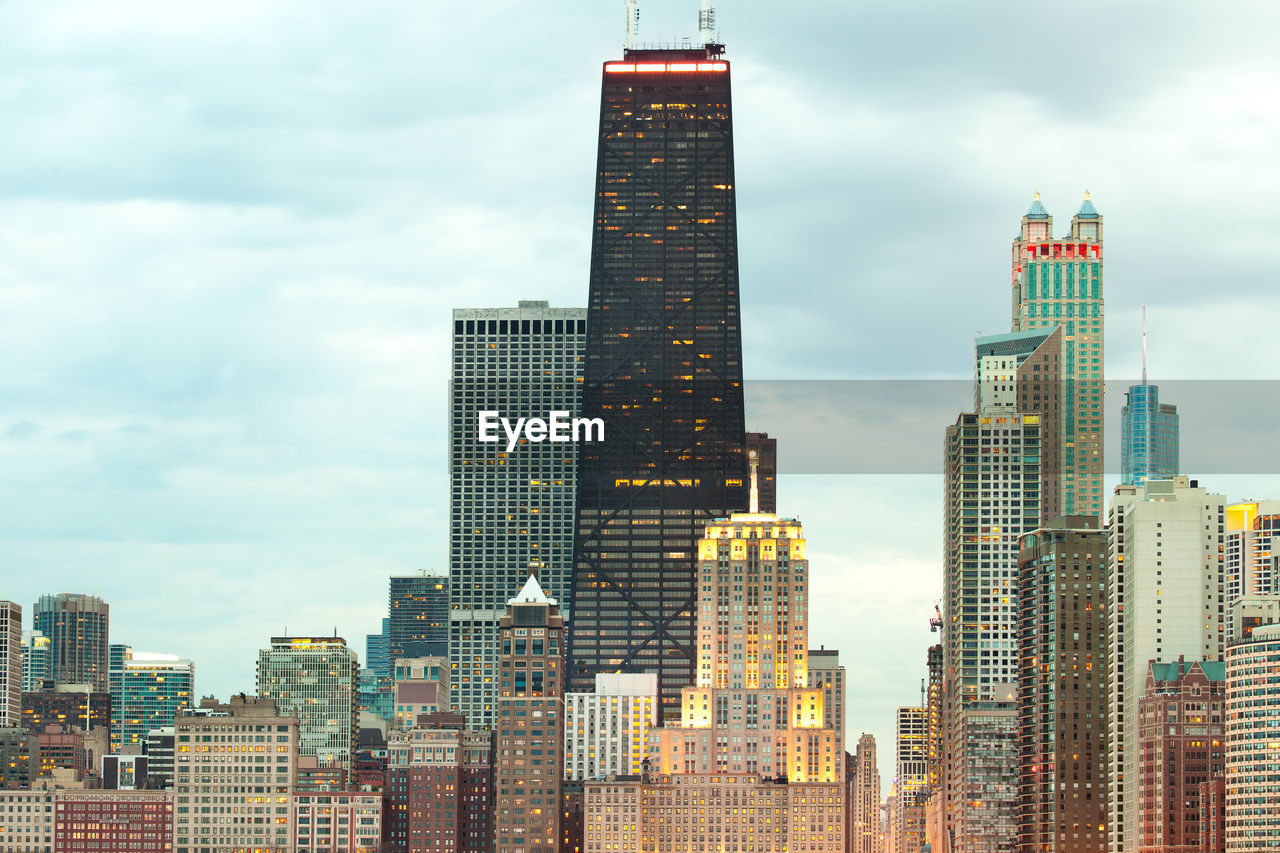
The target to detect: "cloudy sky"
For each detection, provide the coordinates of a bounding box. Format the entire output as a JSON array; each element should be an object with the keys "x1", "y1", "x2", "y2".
[{"x1": 3, "y1": 0, "x2": 1279, "y2": 769}]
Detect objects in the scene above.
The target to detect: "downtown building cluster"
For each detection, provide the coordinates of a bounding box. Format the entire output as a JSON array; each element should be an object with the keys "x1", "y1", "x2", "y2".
[
  {"x1": 1, "y1": 11, "x2": 844, "y2": 853},
  {"x1": 875, "y1": 194, "x2": 1280, "y2": 853},
  {"x1": 7, "y1": 13, "x2": 1280, "y2": 853}
]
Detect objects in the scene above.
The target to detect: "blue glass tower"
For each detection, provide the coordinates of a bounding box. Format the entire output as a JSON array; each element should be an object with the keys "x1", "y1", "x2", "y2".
[{"x1": 1120, "y1": 311, "x2": 1178, "y2": 484}]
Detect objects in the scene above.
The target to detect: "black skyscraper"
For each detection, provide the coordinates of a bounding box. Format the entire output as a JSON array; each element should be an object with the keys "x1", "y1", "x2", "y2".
[{"x1": 570, "y1": 43, "x2": 748, "y2": 716}]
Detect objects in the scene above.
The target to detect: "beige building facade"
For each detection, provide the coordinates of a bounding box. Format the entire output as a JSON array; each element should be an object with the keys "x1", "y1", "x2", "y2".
[
  {"x1": 585, "y1": 773, "x2": 842, "y2": 853},
  {"x1": 173, "y1": 695, "x2": 299, "y2": 853}
]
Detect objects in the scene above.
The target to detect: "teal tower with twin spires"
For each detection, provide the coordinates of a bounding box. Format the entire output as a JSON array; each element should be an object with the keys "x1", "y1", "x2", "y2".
[{"x1": 1010, "y1": 191, "x2": 1106, "y2": 518}]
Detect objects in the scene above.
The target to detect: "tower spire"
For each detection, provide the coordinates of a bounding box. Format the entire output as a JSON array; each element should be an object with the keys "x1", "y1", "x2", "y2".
[
  {"x1": 748, "y1": 449, "x2": 759, "y2": 514},
  {"x1": 1142, "y1": 304, "x2": 1148, "y2": 385},
  {"x1": 625, "y1": 0, "x2": 638, "y2": 50}
]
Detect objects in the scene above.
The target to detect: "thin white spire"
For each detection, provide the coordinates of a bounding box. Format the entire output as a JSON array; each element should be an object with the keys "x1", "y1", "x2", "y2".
[
  {"x1": 748, "y1": 449, "x2": 759, "y2": 514},
  {"x1": 1142, "y1": 304, "x2": 1148, "y2": 385}
]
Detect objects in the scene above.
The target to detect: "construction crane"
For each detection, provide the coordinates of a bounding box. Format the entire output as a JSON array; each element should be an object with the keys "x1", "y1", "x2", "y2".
[{"x1": 929, "y1": 603, "x2": 943, "y2": 633}]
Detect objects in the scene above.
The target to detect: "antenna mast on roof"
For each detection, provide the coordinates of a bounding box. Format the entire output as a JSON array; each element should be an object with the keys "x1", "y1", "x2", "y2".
[
  {"x1": 1142, "y1": 304, "x2": 1148, "y2": 385},
  {"x1": 699, "y1": 0, "x2": 717, "y2": 44},
  {"x1": 625, "y1": 0, "x2": 639, "y2": 50}
]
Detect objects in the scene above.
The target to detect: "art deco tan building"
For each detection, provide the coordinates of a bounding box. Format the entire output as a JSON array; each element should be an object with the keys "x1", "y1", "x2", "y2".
[
  {"x1": 849, "y1": 733, "x2": 883, "y2": 853},
  {"x1": 648, "y1": 502, "x2": 841, "y2": 782},
  {"x1": 585, "y1": 459, "x2": 844, "y2": 853}
]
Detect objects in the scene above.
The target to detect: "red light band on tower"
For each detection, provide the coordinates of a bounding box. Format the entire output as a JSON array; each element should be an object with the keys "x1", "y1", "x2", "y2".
[{"x1": 605, "y1": 62, "x2": 728, "y2": 73}]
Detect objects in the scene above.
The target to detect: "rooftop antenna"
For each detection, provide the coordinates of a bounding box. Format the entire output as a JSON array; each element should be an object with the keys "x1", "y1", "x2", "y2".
[
  {"x1": 748, "y1": 450, "x2": 759, "y2": 513},
  {"x1": 1142, "y1": 305, "x2": 1148, "y2": 385},
  {"x1": 625, "y1": 0, "x2": 638, "y2": 51},
  {"x1": 698, "y1": 0, "x2": 717, "y2": 44}
]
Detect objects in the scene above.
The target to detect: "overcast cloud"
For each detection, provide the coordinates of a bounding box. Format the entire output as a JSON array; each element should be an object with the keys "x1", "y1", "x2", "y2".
[{"x1": 3, "y1": 0, "x2": 1279, "y2": 766}]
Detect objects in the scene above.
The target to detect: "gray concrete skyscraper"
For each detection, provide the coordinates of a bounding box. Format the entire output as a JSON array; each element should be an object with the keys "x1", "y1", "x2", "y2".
[{"x1": 449, "y1": 301, "x2": 585, "y2": 728}]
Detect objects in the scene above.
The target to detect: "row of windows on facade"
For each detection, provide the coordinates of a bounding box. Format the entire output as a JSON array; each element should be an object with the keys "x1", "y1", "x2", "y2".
[{"x1": 455, "y1": 320, "x2": 586, "y2": 336}]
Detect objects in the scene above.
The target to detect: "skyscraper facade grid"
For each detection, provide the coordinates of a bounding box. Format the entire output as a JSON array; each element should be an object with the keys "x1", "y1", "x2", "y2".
[
  {"x1": 256, "y1": 636, "x2": 358, "y2": 770},
  {"x1": 449, "y1": 302, "x2": 585, "y2": 729}
]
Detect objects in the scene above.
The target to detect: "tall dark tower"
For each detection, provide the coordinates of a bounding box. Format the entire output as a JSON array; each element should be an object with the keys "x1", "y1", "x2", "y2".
[{"x1": 569, "y1": 38, "x2": 748, "y2": 717}]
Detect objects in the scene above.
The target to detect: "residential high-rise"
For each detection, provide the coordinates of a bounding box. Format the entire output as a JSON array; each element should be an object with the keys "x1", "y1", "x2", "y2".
[
  {"x1": 386, "y1": 712, "x2": 493, "y2": 853},
  {"x1": 388, "y1": 573, "x2": 449, "y2": 660},
  {"x1": 108, "y1": 647, "x2": 194, "y2": 752},
  {"x1": 21, "y1": 630, "x2": 51, "y2": 693},
  {"x1": 850, "y1": 733, "x2": 884, "y2": 853},
  {"x1": 494, "y1": 576, "x2": 565, "y2": 853},
  {"x1": 564, "y1": 672, "x2": 658, "y2": 781},
  {"x1": 1016, "y1": 516, "x2": 1109, "y2": 853},
  {"x1": 809, "y1": 648, "x2": 846, "y2": 758},
  {"x1": 1010, "y1": 191, "x2": 1105, "y2": 518},
  {"x1": 0, "y1": 602, "x2": 19, "y2": 728},
  {"x1": 951, "y1": 699, "x2": 1018, "y2": 853},
  {"x1": 450, "y1": 302, "x2": 585, "y2": 729},
  {"x1": 570, "y1": 42, "x2": 749, "y2": 716},
  {"x1": 1224, "y1": 623, "x2": 1280, "y2": 852},
  {"x1": 1224, "y1": 500, "x2": 1280, "y2": 602},
  {"x1": 257, "y1": 636, "x2": 359, "y2": 770},
  {"x1": 32, "y1": 593, "x2": 109, "y2": 690},
  {"x1": 1135, "y1": 659, "x2": 1224, "y2": 853},
  {"x1": 943, "y1": 332, "x2": 1051, "y2": 851},
  {"x1": 893, "y1": 707, "x2": 927, "y2": 853},
  {"x1": 173, "y1": 695, "x2": 299, "y2": 853},
  {"x1": 1106, "y1": 477, "x2": 1226, "y2": 853}
]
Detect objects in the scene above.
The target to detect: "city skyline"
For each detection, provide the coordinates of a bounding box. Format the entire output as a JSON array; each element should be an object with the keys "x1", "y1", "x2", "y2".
[{"x1": 3, "y1": 0, "x2": 1280, "y2": 767}]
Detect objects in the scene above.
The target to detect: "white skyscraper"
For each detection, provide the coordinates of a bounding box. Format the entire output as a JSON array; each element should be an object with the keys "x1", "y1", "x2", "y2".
[
  {"x1": 1106, "y1": 476, "x2": 1226, "y2": 853},
  {"x1": 449, "y1": 301, "x2": 585, "y2": 729},
  {"x1": 565, "y1": 672, "x2": 658, "y2": 781},
  {"x1": 256, "y1": 636, "x2": 358, "y2": 770},
  {"x1": 0, "y1": 602, "x2": 20, "y2": 727},
  {"x1": 1224, "y1": 499, "x2": 1280, "y2": 603}
]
